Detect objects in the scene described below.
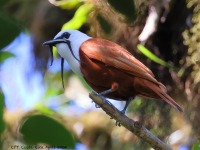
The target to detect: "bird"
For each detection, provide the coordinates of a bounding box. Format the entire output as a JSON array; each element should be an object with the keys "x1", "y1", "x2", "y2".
[{"x1": 43, "y1": 30, "x2": 183, "y2": 113}]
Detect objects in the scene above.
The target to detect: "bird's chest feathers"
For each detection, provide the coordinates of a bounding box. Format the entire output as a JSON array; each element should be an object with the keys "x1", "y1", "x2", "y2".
[{"x1": 56, "y1": 43, "x2": 82, "y2": 76}]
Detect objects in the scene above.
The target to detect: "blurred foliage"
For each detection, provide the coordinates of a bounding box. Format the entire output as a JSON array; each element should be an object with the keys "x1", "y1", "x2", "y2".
[
  {"x1": 0, "y1": 0, "x2": 7, "y2": 8},
  {"x1": 181, "y1": 0, "x2": 200, "y2": 143},
  {"x1": 107, "y1": 0, "x2": 136, "y2": 22},
  {"x1": 96, "y1": 14, "x2": 112, "y2": 34},
  {"x1": 0, "y1": 51, "x2": 15, "y2": 63},
  {"x1": 43, "y1": 71, "x2": 71, "y2": 98},
  {"x1": 0, "y1": 12, "x2": 21, "y2": 49},
  {"x1": 127, "y1": 97, "x2": 142, "y2": 112},
  {"x1": 62, "y1": 3, "x2": 93, "y2": 30},
  {"x1": 0, "y1": 90, "x2": 5, "y2": 135},
  {"x1": 0, "y1": 1, "x2": 19, "y2": 147},
  {"x1": 137, "y1": 44, "x2": 176, "y2": 69},
  {"x1": 0, "y1": 0, "x2": 21, "y2": 49},
  {"x1": 192, "y1": 140, "x2": 200, "y2": 150},
  {"x1": 183, "y1": 0, "x2": 200, "y2": 84},
  {"x1": 20, "y1": 114, "x2": 75, "y2": 148},
  {"x1": 0, "y1": 90, "x2": 4, "y2": 150}
]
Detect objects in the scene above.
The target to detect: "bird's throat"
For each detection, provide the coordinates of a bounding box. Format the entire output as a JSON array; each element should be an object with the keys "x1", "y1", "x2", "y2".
[{"x1": 56, "y1": 43, "x2": 83, "y2": 76}]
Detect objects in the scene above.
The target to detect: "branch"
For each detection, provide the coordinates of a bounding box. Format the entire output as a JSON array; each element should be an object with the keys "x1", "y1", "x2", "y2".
[{"x1": 89, "y1": 91, "x2": 172, "y2": 150}]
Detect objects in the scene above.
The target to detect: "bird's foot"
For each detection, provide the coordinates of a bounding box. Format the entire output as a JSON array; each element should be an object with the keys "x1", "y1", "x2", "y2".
[
  {"x1": 92, "y1": 90, "x2": 107, "y2": 100},
  {"x1": 92, "y1": 90, "x2": 129, "y2": 127},
  {"x1": 120, "y1": 109, "x2": 126, "y2": 115},
  {"x1": 114, "y1": 110, "x2": 126, "y2": 127},
  {"x1": 105, "y1": 99, "x2": 113, "y2": 106},
  {"x1": 115, "y1": 121, "x2": 121, "y2": 127},
  {"x1": 92, "y1": 90, "x2": 109, "y2": 108},
  {"x1": 99, "y1": 89, "x2": 113, "y2": 95},
  {"x1": 95, "y1": 104, "x2": 100, "y2": 108},
  {"x1": 98, "y1": 82, "x2": 119, "y2": 96}
]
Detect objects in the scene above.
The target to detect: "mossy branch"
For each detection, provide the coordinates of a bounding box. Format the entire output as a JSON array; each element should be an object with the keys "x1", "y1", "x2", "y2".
[{"x1": 89, "y1": 91, "x2": 172, "y2": 150}]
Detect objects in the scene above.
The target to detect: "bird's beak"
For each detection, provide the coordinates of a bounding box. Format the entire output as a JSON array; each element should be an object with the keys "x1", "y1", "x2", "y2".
[
  {"x1": 43, "y1": 39, "x2": 68, "y2": 89},
  {"x1": 43, "y1": 39, "x2": 66, "y2": 46},
  {"x1": 43, "y1": 39, "x2": 68, "y2": 66},
  {"x1": 43, "y1": 38, "x2": 80, "y2": 88}
]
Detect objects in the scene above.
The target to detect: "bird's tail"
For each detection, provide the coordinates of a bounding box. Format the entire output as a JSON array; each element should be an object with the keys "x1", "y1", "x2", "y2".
[
  {"x1": 153, "y1": 84, "x2": 183, "y2": 112},
  {"x1": 135, "y1": 78, "x2": 183, "y2": 112}
]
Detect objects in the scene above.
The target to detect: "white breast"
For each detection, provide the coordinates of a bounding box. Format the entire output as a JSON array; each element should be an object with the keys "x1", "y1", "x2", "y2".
[{"x1": 56, "y1": 43, "x2": 82, "y2": 76}]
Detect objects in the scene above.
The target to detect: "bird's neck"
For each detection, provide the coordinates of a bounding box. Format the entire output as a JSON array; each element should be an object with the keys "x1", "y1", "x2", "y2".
[{"x1": 56, "y1": 36, "x2": 91, "y2": 76}]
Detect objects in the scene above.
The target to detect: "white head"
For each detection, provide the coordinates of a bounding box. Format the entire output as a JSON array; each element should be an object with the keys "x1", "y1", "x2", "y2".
[{"x1": 43, "y1": 30, "x2": 91, "y2": 76}]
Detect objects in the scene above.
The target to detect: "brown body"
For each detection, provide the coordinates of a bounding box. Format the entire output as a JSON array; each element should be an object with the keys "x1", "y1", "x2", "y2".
[{"x1": 80, "y1": 38, "x2": 183, "y2": 112}]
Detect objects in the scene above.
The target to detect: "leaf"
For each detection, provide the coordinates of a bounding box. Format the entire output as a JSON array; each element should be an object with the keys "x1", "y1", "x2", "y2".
[
  {"x1": 192, "y1": 141, "x2": 200, "y2": 150},
  {"x1": 137, "y1": 44, "x2": 176, "y2": 69},
  {"x1": 0, "y1": 12, "x2": 21, "y2": 49},
  {"x1": 62, "y1": 4, "x2": 93, "y2": 30},
  {"x1": 0, "y1": 89, "x2": 5, "y2": 134},
  {"x1": 0, "y1": 51, "x2": 15, "y2": 63},
  {"x1": 56, "y1": 0, "x2": 81, "y2": 9},
  {"x1": 20, "y1": 114, "x2": 75, "y2": 148}
]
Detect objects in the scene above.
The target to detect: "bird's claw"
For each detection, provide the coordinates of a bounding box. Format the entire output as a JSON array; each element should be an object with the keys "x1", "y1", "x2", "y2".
[
  {"x1": 115, "y1": 121, "x2": 121, "y2": 126},
  {"x1": 105, "y1": 99, "x2": 113, "y2": 106},
  {"x1": 114, "y1": 109, "x2": 127, "y2": 126},
  {"x1": 95, "y1": 103, "x2": 100, "y2": 108},
  {"x1": 120, "y1": 110, "x2": 126, "y2": 115},
  {"x1": 92, "y1": 90, "x2": 123, "y2": 126}
]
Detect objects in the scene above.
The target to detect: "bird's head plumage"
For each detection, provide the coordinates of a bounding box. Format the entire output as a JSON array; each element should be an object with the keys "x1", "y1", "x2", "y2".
[{"x1": 43, "y1": 30, "x2": 91, "y2": 87}]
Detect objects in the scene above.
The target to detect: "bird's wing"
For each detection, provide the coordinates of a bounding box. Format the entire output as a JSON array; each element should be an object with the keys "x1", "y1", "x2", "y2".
[{"x1": 80, "y1": 38, "x2": 164, "y2": 87}]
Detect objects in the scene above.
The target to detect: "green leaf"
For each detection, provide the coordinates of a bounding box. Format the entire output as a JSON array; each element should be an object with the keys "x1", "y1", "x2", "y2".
[
  {"x1": 0, "y1": 51, "x2": 15, "y2": 63},
  {"x1": 62, "y1": 4, "x2": 93, "y2": 30},
  {"x1": 107, "y1": 0, "x2": 136, "y2": 22},
  {"x1": 192, "y1": 141, "x2": 200, "y2": 150},
  {"x1": 56, "y1": 0, "x2": 81, "y2": 9},
  {"x1": 0, "y1": 12, "x2": 21, "y2": 49},
  {"x1": 0, "y1": 90, "x2": 5, "y2": 134},
  {"x1": 137, "y1": 44, "x2": 176, "y2": 69},
  {"x1": 20, "y1": 114, "x2": 75, "y2": 148}
]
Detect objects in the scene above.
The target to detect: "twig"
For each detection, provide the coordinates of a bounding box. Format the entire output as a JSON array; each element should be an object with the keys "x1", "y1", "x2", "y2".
[{"x1": 89, "y1": 91, "x2": 172, "y2": 150}]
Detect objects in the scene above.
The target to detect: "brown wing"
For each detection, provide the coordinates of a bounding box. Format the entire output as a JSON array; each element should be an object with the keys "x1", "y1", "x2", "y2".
[{"x1": 80, "y1": 38, "x2": 165, "y2": 89}]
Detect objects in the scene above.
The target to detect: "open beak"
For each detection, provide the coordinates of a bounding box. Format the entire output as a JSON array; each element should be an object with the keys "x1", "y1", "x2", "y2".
[
  {"x1": 43, "y1": 39, "x2": 66, "y2": 46},
  {"x1": 43, "y1": 38, "x2": 73, "y2": 89},
  {"x1": 43, "y1": 38, "x2": 80, "y2": 89},
  {"x1": 43, "y1": 39, "x2": 67, "y2": 66}
]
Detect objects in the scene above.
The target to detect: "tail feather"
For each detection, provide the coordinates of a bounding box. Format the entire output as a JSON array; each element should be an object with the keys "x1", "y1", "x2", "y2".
[
  {"x1": 135, "y1": 78, "x2": 183, "y2": 112},
  {"x1": 153, "y1": 88, "x2": 183, "y2": 112}
]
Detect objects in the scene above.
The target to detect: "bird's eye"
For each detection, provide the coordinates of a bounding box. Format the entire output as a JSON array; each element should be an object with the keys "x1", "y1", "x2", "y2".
[{"x1": 62, "y1": 32, "x2": 70, "y2": 39}]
